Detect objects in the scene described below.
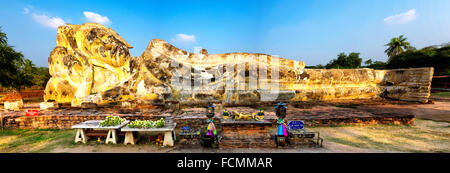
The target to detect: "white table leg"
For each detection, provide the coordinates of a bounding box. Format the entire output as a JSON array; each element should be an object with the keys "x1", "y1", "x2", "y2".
[
  {"x1": 124, "y1": 131, "x2": 135, "y2": 145},
  {"x1": 173, "y1": 130, "x2": 176, "y2": 141},
  {"x1": 163, "y1": 131, "x2": 174, "y2": 146},
  {"x1": 75, "y1": 129, "x2": 87, "y2": 144},
  {"x1": 106, "y1": 129, "x2": 117, "y2": 144}
]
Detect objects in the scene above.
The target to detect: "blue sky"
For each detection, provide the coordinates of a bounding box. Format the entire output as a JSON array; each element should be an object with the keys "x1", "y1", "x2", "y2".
[{"x1": 1, "y1": 0, "x2": 449, "y2": 67}]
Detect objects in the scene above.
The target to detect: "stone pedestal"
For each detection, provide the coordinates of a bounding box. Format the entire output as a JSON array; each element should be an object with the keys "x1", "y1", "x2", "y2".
[
  {"x1": 4, "y1": 100, "x2": 23, "y2": 111},
  {"x1": 121, "y1": 101, "x2": 132, "y2": 109},
  {"x1": 219, "y1": 120, "x2": 276, "y2": 148}
]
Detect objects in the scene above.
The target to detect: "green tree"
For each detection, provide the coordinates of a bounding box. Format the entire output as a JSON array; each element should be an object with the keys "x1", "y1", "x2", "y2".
[
  {"x1": 387, "y1": 44, "x2": 450, "y2": 75},
  {"x1": 364, "y1": 59, "x2": 373, "y2": 66},
  {"x1": 384, "y1": 35, "x2": 414, "y2": 62},
  {"x1": 326, "y1": 52, "x2": 362, "y2": 69},
  {"x1": 0, "y1": 26, "x2": 51, "y2": 90},
  {"x1": 0, "y1": 26, "x2": 7, "y2": 46},
  {"x1": 305, "y1": 64, "x2": 325, "y2": 69},
  {"x1": 32, "y1": 67, "x2": 51, "y2": 87},
  {"x1": 11, "y1": 59, "x2": 35, "y2": 89}
]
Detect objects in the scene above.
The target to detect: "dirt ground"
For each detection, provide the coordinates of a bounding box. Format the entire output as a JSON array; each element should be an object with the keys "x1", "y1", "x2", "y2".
[{"x1": 51, "y1": 142, "x2": 385, "y2": 153}]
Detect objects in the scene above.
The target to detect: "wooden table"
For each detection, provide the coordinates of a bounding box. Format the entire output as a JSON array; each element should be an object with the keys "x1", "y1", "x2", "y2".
[
  {"x1": 71, "y1": 120, "x2": 129, "y2": 144},
  {"x1": 121, "y1": 123, "x2": 177, "y2": 146}
]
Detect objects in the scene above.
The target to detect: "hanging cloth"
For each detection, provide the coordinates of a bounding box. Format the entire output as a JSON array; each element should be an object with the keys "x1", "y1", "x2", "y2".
[
  {"x1": 277, "y1": 118, "x2": 288, "y2": 136},
  {"x1": 206, "y1": 119, "x2": 217, "y2": 137}
]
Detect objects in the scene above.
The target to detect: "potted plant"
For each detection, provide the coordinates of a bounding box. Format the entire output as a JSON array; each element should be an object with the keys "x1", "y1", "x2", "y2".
[
  {"x1": 222, "y1": 110, "x2": 229, "y2": 120},
  {"x1": 256, "y1": 110, "x2": 265, "y2": 120}
]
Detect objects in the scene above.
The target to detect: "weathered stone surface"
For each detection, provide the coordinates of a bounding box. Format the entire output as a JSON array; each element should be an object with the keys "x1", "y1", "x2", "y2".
[
  {"x1": 4, "y1": 100, "x2": 23, "y2": 111},
  {"x1": 44, "y1": 23, "x2": 434, "y2": 106},
  {"x1": 44, "y1": 23, "x2": 133, "y2": 106},
  {"x1": 121, "y1": 101, "x2": 132, "y2": 109},
  {"x1": 377, "y1": 68, "x2": 434, "y2": 102}
]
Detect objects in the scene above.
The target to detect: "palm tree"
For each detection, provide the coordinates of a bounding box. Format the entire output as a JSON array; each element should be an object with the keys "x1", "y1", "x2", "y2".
[
  {"x1": 384, "y1": 35, "x2": 413, "y2": 62},
  {"x1": 0, "y1": 26, "x2": 7, "y2": 46}
]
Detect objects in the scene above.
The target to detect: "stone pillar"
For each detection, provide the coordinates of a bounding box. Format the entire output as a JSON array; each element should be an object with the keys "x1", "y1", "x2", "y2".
[
  {"x1": 4, "y1": 100, "x2": 23, "y2": 111},
  {"x1": 40, "y1": 102, "x2": 59, "y2": 110}
]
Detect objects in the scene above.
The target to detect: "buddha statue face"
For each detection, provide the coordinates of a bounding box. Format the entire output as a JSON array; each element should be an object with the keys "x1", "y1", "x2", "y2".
[
  {"x1": 45, "y1": 23, "x2": 311, "y2": 106},
  {"x1": 81, "y1": 26, "x2": 132, "y2": 68},
  {"x1": 45, "y1": 23, "x2": 134, "y2": 105}
]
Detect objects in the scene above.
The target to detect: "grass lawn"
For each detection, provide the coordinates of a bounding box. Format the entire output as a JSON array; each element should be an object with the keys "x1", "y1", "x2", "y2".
[
  {"x1": 0, "y1": 129, "x2": 75, "y2": 153},
  {"x1": 431, "y1": 92, "x2": 450, "y2": 98}
]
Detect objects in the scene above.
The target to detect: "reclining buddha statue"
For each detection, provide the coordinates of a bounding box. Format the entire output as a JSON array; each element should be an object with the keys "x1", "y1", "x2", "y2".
[
  {"x1": 44, "y1": 23, "x2": 307, "y2": 106},
  {"x1": 45, "y1": 23, "x2": 430, "y2": 107}
]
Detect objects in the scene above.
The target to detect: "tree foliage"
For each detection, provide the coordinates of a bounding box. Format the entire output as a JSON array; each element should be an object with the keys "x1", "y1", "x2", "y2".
[
  {"x1": 306, "y1": 35, "x2": 448, "y2": 75},
  {"x1": 0, "y1": 27, "x2": 25, "y2": 88},
  {"x1": 325, "y1": 52, "x2": 362, "y2": 69},
  {"x1": 32, "y1": 67, "x2": 51, "y2": 87},
  {"x1": 305, "y1": 64, "x2": 325, "y2": 69},
  {"x1": 0, "y1": 27, "x2": 7, "y2": 46},
  {"x1": 384, "y1": 35, "x2": 414, "y2": 62},
  {"x1": 387, "y1": 44, "x2": 450, "y2": 75}
]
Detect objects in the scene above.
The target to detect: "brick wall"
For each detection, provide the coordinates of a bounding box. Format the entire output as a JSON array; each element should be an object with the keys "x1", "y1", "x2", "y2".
[
  {"x1": 377, "y1": 68, "x2": 434, "y2": 103},
  {"x1": 219, "y1": 123, "x2": 276, "y2": 148},
  {"x1": 0, "y1": 112, "x2": 413, "y2": 129}
]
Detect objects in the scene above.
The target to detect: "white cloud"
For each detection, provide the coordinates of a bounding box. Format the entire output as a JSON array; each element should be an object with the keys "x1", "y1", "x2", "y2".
[
  {"x1": 170, "y1": 34, "x2": 196, "y2": 45},
  {"x1": 384, "y1": 9, "x2": 417, "y2": 24},
  {"x1": 23, "y1": 8, "x2": 30, "y2": 14},
  {"x1": 32, "y1": 13, "x2": 66, "y2": 29},
  {"x1": 83, "y1": 11, "x2": 111, "y2": 25}
]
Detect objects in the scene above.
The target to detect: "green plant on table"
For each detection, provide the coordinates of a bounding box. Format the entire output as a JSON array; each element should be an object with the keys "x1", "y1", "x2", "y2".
[
  {"x1": 99, "y1": 115, "x2": 126, "y2": 127},
  {"x1": 154, "y1": 118, "x2": 165, "y2": 128}
]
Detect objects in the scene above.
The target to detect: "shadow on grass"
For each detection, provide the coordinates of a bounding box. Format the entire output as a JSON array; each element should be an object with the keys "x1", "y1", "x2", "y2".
[
  {"x1": 0, "y1": 129, "x2": 76, "y2": 153},
  {"x1": 324, "y1": 125, "x2": 441, "y2": 153}
]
